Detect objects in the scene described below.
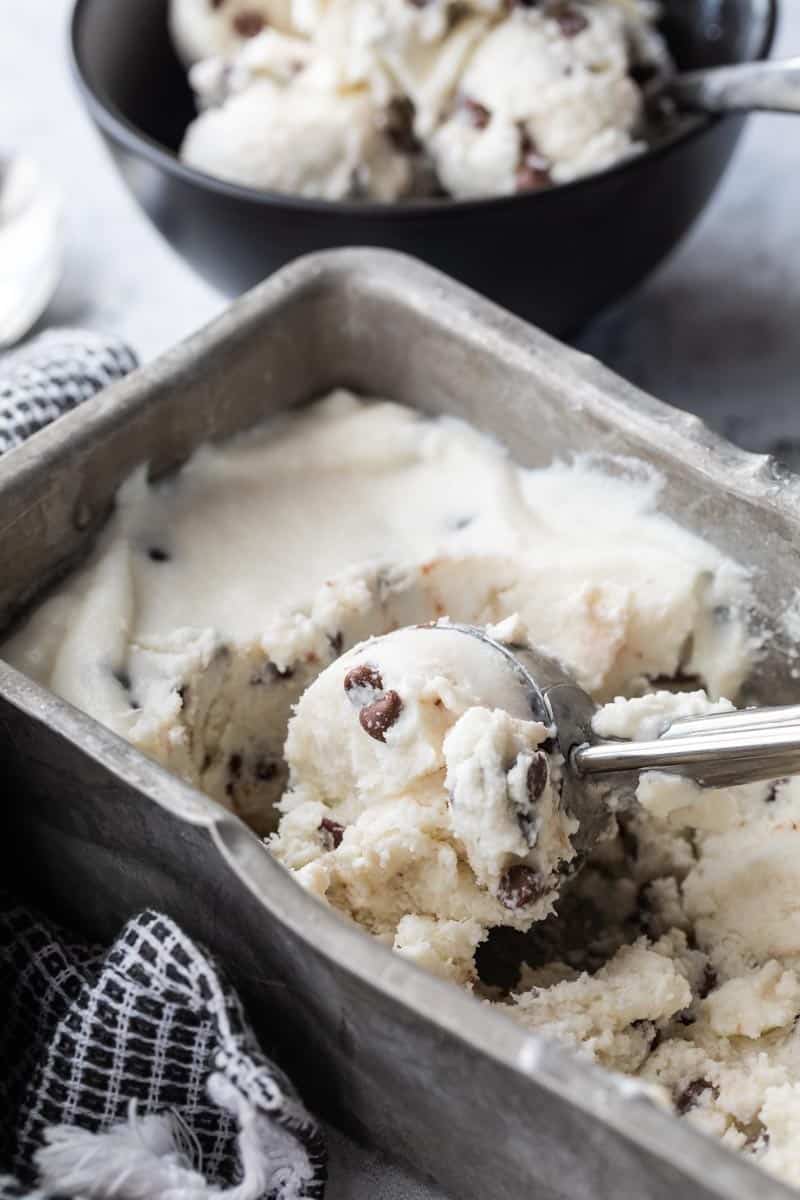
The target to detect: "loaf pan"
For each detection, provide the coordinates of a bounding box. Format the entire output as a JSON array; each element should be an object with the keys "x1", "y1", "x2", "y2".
[{"x1": 1, "y1": 249, "x2": 798, "y2": 1200}]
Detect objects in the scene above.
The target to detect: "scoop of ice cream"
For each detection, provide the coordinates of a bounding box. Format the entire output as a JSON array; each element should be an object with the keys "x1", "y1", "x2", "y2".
[
  {"x1": 173, "y1": 0, "x2": 669, "y2": 200},
  {"x1": 181, "y1": 69, "x2": 412, "y2": 199},
  {"x1": 430, "y1": 3, "x2": 644, "y2": 198},
  {"x1": 272, "y1": 624, "x2": 578, "y2": 980},
  {"x1": 284, "y1": 625, "x2": 536, "y2": 812},
  {"x1": 169, "y1": 0, "x2": 295, "y2": 65}
]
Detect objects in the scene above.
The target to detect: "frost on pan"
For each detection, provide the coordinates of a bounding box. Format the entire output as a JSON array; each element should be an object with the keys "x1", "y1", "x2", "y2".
[
  {"x1": 170, "y1": 0, "x2": 673, "y2": 199},
  {"x1": 9, "y1": 393, "x2": 800, "y2": 1188}
]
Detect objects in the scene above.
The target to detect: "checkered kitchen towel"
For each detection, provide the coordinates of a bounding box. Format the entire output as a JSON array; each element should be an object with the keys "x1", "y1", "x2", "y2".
[
  {"x1": 0, "y1": 327, "x2": 137, "y2": 454},
  {"x1": 0, "y1": 902, "x2": 326, "y2": 1200},
  {"x1": 0, "y1": 334, "x2": 326, "y2": 1198}
]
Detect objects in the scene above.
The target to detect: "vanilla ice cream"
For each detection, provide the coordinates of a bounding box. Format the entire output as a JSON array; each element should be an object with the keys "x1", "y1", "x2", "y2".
[
  {"x1": 272, "y1": 624, "x2": 576, "y2": 980},
  {"x1": 172, "y1": 0, "x2": 671, "y2": 200},
  {"x1": 9, "y1": 392, "x2": 800, "y2": 1187}
]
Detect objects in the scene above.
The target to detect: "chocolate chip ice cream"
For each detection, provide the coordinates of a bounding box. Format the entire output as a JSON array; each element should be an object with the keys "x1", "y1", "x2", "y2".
[
  {"x1": 9, "y1": 393, "x2": 800, "y2": 1188},
  {"x1": 172, "y1": 0, "x2": 671, "y2": 200}
]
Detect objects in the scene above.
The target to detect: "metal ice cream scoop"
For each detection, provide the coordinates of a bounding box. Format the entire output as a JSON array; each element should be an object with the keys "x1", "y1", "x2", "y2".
[
  {"x1": 430, "y1": 623, "x2": 800, "y2": 863},
  {"x1": 663, "y1": 57, "x2": 800, "y2": 117}
]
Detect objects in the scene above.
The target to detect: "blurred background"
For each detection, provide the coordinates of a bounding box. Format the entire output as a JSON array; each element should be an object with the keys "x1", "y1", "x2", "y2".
[{"x1": 4, "y1": 1, "x2": 800, "y2": 460}]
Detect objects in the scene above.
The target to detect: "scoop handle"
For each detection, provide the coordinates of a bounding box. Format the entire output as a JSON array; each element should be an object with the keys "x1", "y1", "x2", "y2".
[
  {"x1": 573, "y1": 717, "x2": 800, "y2": 789},
  {"x1": 670, "y1": 58, "x2": 800, "y2": 115}
]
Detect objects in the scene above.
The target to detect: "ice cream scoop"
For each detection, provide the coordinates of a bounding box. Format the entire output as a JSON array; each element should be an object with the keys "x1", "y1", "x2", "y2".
[
  {"x1": 663, "y1": 57, "x2": 800, "y2": 117},
  {"x1": 418, "y1": 623, "x2": 800, "y2": 863}
]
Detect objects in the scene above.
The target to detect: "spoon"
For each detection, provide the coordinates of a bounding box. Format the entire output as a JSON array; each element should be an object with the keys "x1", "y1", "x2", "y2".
[
  {"x1": 0, "y1": 155, "x2": 63, "y2": 350},
  {"x1": 425, "y1": 623, "x2": 800, "y2": 864},
  {"x1": 658, "y1": 57, "x2": 800, "y2": 116}
]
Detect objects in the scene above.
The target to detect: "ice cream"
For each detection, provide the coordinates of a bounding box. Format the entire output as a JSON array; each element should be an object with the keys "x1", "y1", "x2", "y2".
[
  {"x1": 506, "y1": 687, "x2": 800, "y2": 1189},
  {"x1": 172, "y1": 0, "x2": 671, "y2": 200},
  {"x1": 10, "y1": 392, "x2": 800, "y2": 1187},
  {"x1": 181, "y1": 69, "x2": 413, "y2": 199},
  {"x1": 273, "y1": 624, "x2": 576, "y2": 981},
  {"x1": 2, "y1": 393, "x2": 748, "y2": 834},
  {"x1": 170, "y1": 0, "x2": 296, "y2": 64}
]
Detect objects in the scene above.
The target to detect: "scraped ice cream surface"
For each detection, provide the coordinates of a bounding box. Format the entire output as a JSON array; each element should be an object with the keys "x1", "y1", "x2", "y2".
[
  {"x1": 8, "y1": 391, "x2": 800, "y2": 1188},
  {"x1": 170, "y1": 0, "x2": 672, "y2": 200}
]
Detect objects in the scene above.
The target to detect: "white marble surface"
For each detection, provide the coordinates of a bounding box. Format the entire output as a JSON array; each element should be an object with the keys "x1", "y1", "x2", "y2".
[{"x1": 3, "y1": 3, "x2": 800, "y2": 1198}]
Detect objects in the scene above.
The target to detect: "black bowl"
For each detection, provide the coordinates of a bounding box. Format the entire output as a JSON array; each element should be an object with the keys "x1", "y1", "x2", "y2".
[{"x1": 70, "y1": 0, "x2": 777, "y2": 335}]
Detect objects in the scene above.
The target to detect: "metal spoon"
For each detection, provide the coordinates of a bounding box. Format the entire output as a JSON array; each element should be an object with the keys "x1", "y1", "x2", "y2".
[
  {"x1": 426, "y1": 623, "x2": 800, "y2": 863},
  {"x1": 661, "y1": 57, "x2": 800, "y2": 116},
  {"x1": 0, "y1": 155, "x2": 63, "y2": 350}
]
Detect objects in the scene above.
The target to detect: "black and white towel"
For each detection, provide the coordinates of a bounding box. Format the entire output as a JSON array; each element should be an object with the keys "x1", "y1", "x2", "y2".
[
  {"x1": 0, "y1": 902, "x2": 326, "y2": 1200},
  {"x1": 0, "y1": 328, "x2": 137, "y2": 454}
]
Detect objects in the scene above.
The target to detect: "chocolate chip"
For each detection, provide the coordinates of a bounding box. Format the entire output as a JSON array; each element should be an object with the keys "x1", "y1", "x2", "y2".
[
  {"x1": 225, "y1": 781, "x2": 235, "y2": 797},
  {"x1": 233, "y1": 10, "x2": 265, "y2": 36},
  {"x1": 548, "y1": 2, "x2": 588, "y2": 37},
  {"x1": 765, "y1": 779, "x2": 787, "y2": 803},
  {"x1": 527, "y1": 752, "x2": 549, "y2": 802},
  {"x1": 178, "y1": 684, "x2": 189, "y2": 706},
  {"x1": 112, "y1": 667, "x2": 132, "y2": 691},
  {"x1": 676, "y1": 1078, "x2": 717, "y2": 1116},
  {"x1": 201, "y1": 753, "x2": 213, "y2": 772},
  {"x1": 319, "y1": 817, "x2": 345, "y2": 850},
  {"x1": 461, "y1": 95, "x2": 491, "y2": 130},
  {"x1": 255, "y1": 757, "x2": 280, "y2": 782},
  {"x1": 515, "y1": 129, "x2": 553, "y2": 192},
  {"x1": 618, "y1": 817, "x2": 639, "y2": 862},
  {"x1": 359, "y1": 690, "x2": 403, "y2": 742},
  {"x1": 631, "y1": 1018, "x2": 661, "y2": 1050},
  {"x1": 676, "y1": 1008, "x2": 696, "y2": 1027},
  {"x1": 385, "y1": 97, "x2": 419, "y2": 153},
  {"x1": 497, "y1": 864, "x2": 548, "y2": 910},
  {"x1": 211, "y1": 0, "x2": 225, "y2": 8},
  {"x1": 328, "y1": 631, "x2": 344, "y2": 657},
  {"x1": 516, "y1": 158, "x2": 552, "y2": 192},
  {"x1": 228, "y1": 753, "x2": 242, "y2": 778},
  {"x1": 148, "y1": 546, "x2": 170, "y2": 563},
  {"x1": 344, "y1": 663, "x2": 383, "y2": 694},
  {"x1": 512, "y1": 752, "x2": 550, "y2": 843}
]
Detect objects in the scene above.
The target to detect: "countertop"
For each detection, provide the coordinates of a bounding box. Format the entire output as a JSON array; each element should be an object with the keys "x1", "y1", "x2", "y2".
[{"x1": 4, "y1": 3, "x2": 800, "y2": 1197}]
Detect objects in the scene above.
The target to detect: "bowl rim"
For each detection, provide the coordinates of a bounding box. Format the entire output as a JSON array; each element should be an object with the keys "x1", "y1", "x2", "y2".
[{"x1": 69, "y1": 0, "x2": 779, "y2": 219}]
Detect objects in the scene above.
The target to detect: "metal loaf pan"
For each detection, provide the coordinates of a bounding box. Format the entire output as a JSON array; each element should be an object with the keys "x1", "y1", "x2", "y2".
[{"x1": 1, "y1": 250, "x2": 799, "y2": 1200}]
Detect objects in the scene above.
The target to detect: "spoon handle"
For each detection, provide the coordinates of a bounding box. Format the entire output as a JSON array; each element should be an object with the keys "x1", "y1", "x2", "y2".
[
  {"x1": 671, "y1": 58, "x2": 800, "y2": 115},
  {"x1": 573, "y1": 720, "x2": 800, "y2": 788},
  {"x1": 660, "y1": 704, "x2": 800, "y2": 739}
]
